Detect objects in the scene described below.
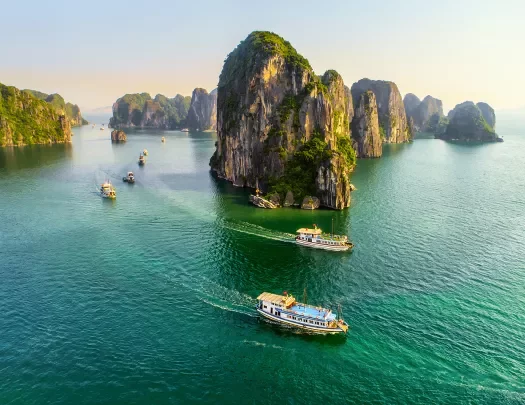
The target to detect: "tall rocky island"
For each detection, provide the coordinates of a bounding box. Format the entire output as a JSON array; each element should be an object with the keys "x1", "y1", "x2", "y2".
[
  {"x1": 351, "y1": 79, "x2": 411, "y2": 143},
  {"x1": 109, "y1": 93, "x2": 191, "y2": 129},
  {"x1": 23, "y1": 90, "x2": 88, "y2": 127},
  {"x1": 1, "y1": 83, "x2": 72, "y2": 147},
  {"x1": 109, "y1": 88, "x2": 218, "y2": 131},
  {"x1": 403, "y1": 93, "x2": 447, "y2": 135},
  {"x1": 210, "y1": 31, "x2": 356, "y2": 209},
  {"x1": 186, "y1": 88, "x2": 217, "y2": 131},
  {"x1": 437, "y1": 101, "x2": 500, "y2": 142}
]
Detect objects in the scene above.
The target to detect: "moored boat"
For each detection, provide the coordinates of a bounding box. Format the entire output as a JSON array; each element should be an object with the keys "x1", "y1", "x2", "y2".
[
  {"x1": 295, "y1": 224, "x2": 353, "y2": 252},
  {"x1": 138, "y1": 154, "x2": 146, "y2": 166},
  {"x1": 181, "y1": 128, "x2": 189, "y2": 132},
  {"x1": 100, "y1": 181, "x2": 116, "y2": 199},
  {"x1": 256, "y1": 292, "x2": 349, "y2": 334},
  {"x1": 143, "y1": 149, "x2": 148, "y2": 156},
  {"x1": 161, "y1": 136, "x2": 166, "y2": 143},
  {"x1": 122, "y1": 171, "x2": 135, "y2": 183}
]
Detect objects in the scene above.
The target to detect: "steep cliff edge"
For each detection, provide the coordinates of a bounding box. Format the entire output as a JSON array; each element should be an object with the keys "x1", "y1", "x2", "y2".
[
  {"x1": 403, "y1": 93, "x2": 421, "y2": 119},
  {"x1": 1, "y1": 83, "x2": 72, "y2": 146},
  {"x1": 186, "y1": 88, "x2": 217, "y2": 131},
  {"x1": 24, "y1": 90, "x2": 88, "y2": 127},
  {"x1": 351, "y1": 91, "x2": 381, "y2": 158},
  {"x1": 404, "y1": 94, "x2": 446, "y2": 134},
  {"x1": 438, "y1": 101, "x2": 499, "y2": 142},
  {"x1": 109, "y1": 93, "x2": 191, "y2": 129},
  {"x1": 351, "y1": 79, "x2": 410, "y2": 143},
  {"x1": 476, "y1": 102, "x2": 496, "y2": 130},
  {"x1": 210, "y1": 31, "x2": 356, "y2": 209}
]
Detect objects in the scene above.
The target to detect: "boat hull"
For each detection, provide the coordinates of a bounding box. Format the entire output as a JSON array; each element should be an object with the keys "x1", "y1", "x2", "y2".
[
  {"x1": 295, "y1": 239, "x2": 351, "y2": 252},
  {"x1": 256, "y1": 308, "x2": 346, "y2": 334}
]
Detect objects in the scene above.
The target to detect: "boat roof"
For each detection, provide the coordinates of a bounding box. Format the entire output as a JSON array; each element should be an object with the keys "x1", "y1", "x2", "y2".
[
  {"x1": 288, "y1": 303, "x2": 336, "y2": 321},
  {"x1": 257, "y1": 292, "x2": 296, "y2": 307},
  {"x1": 296, "y1": 228, "x2": 322, "y2": 235}
]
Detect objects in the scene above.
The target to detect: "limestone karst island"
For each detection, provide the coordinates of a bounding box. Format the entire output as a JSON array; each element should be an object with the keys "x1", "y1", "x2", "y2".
[{"x1": 1, "y1": 2, "x2": 523, "y2": 402}]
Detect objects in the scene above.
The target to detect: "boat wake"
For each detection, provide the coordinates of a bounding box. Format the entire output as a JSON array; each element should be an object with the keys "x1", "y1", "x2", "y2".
[
  {"x1": 222, "y1": 220, "x2": 296, "y2": 244},
  {"x1": 181, "y1": 277, "x2": 257, "y2": 318}
]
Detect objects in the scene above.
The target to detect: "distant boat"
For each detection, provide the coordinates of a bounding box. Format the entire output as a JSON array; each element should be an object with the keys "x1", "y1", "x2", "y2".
[
  {"x1": 295, "y1": 223, "x2": 353, "y2": 251},
  {"x1": 100, "y1": 181, "x2": 116, "y2": 199},
  {"x1": 256, "y1": 291, "x2": 349, "y2": 334},
  {"x1": 122, "y1": 172, "x2": 135, "y2": 183},
  {"x1": 161, "y1": 137, "x2": 166, "y2": 143},
  {"x1": 138, "y1": 154, "x2": 146, "y2": 166},
  {"x1": 143, "y1": 149, "x2": 148, "y2": 156},
  {"x1": 181, "y1": 128, "x2": 189, "y2": 132},
  {"x1": 99, "y1": 127, "x2": 105, "y2": 131}
]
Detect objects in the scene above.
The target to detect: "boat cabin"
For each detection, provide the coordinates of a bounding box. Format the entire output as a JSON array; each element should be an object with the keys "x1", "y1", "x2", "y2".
[{"x1": 256, "y1": 292, "x2": 344, "y2": 332}]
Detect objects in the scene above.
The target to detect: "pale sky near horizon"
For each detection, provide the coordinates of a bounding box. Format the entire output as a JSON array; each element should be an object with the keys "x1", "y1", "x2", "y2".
[{"x1": 1, "y1": 0, "x2": 524, "y2": 113}]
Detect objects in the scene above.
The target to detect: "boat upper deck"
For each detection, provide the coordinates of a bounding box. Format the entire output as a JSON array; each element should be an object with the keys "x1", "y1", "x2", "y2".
[{"x1": 288, "y1": 303, "x2": 337, "y2": 321}]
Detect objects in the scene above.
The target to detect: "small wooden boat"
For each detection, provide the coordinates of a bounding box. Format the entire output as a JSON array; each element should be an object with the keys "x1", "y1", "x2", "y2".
[
  {"x1": 122, "y1": 172, "x2": 135, "y2": 183},
  {"x1": 257, "y1": 291, "x2": 349, "y2": 334},
  {"x1": 100, "y1": 181, "x2": 116, "y2": 199},
  {"x1": 138, "y1": 154, "x2": 146, "y2": 166}
]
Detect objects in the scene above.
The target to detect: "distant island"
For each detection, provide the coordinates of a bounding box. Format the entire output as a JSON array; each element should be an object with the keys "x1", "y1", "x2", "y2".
[
  {"x1": 1, "y1": 82, "x2": 72, "y2": 147},
  {"x1": 209, "y1": 31, "x2": 411, "y2": 210},
  {"x1": 23, "y1": 89, "x2": 88, "y2": 127},
  {"x1": 108, "y1": 89, "x2": 217, "y2": 131},
  {"x1": 404, "y1": 94, "x2": 501, "y2": 142}
]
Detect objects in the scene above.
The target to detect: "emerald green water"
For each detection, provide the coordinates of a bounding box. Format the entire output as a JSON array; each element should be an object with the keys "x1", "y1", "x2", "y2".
[{"x1": 0, "y1": 122, "x2": 524, "y2": 404}]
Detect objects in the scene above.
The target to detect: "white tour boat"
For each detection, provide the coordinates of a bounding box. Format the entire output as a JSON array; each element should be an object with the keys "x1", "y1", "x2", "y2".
[
  {"x1": 100, "y1": 181, "x2": 116, "y2": 199},
  {"x1": 256, "y1": 292, "x2": 349, "y2": 334},
  {"x1": 295, "y1": 224, "x2": 353, "y2": 252}
]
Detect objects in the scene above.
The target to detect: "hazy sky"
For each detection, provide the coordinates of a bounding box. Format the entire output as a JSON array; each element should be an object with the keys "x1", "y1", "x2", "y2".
[{"x1": 1, "y1": 0, "x2": 523, "y2": 113}]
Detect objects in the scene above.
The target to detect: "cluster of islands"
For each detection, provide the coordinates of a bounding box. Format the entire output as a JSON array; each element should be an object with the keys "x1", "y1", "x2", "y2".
[{"x1": 0, "y1": 31, "x2": 502, "y2": 211}]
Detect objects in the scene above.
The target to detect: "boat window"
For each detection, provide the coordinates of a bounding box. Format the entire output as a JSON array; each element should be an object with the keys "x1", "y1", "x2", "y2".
[{"x1": 263, "y1": 305, "x2": 267, "y2": 309}]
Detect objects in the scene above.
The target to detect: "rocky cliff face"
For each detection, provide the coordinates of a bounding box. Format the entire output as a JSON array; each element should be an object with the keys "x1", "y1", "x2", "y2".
[
  {"x1": 111, "y1": 129, "x2": 127, "y2": 142},
  {"x1": 403, "y1": 93, "x2": 421, "y2": 119},
  {"x1": 186, "y1": 88, "x2": 217, "y2": 131},
  {"x1": 351, "y1": 79, "x2": 410, "y2": 143},
  {"x1": 210, "y1": 31, "x2": 356, "y2": 209},
  {"x1": 23, "y1": 90, "x2": 88, "y2": 127},
  {"x1": 438, "y1": 101, "x2": 498, "y2": 142},
  {"x1": 351, "y1": 90, "x2": 382, "y2": 158},
  {"x1": 109, "y1": 93, "x2": 191, "y2": 129},
  {"x1": 476, "y1": 102, "x2": 496, "y2": 129},
  {"x1": 404, "y1": 93, "x2": 447, "y2": 135},
  {"x1": 1, "y1": 83, "x2": 72, "y2": 146}
]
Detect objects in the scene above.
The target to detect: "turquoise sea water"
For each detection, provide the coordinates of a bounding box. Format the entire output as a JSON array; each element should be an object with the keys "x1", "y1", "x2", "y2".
[{"x1": 0, "y1": 122, "x2": 524, "y2": 404}]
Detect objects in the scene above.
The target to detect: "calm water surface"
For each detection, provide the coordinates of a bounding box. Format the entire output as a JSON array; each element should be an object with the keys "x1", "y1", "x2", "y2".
[{"x1": 0, "y1": 122, "x2": 524, "y2": 404}]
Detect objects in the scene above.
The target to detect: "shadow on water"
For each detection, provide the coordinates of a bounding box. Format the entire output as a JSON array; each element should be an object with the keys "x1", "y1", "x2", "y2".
[
  {"x1": 256, "y1": 318, "x2": 348, "y2": 346},
  {"x1": 0, "y1": 143, "x2": 72, "y2": 171}
]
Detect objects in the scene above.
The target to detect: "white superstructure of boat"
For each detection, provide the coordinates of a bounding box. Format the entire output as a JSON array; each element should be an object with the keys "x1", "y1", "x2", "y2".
[
  {"x1": 256, "y1": 292, "x2": 349, "y2": 334},
  {"x1": 100, "y1": 181, "x2": 116, "y2": 199},
  {"x1": 295, "y1": 225, "x2": 353, "y2": 251}
]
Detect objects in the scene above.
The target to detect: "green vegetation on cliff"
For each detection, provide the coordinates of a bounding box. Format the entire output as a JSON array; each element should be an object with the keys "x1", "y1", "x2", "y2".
[
  {"x1": 220, "y1": 31, "x2": 311, "y2": 88},
  {"x1": 268, "y1": 131, "x2": 332, "y2": 201},
  {"x1": 438, "y1": 101, "x2": 497, "y2": 142},
  {"x1": 1, "y1": 83, "x2": 71, "y2": 146},
  {"x1": 109, "y1": 93, "x2": 191, "y2": 129},
  {"x1": 23, "y1": 90, "x2": 88, "y2": 126}
]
